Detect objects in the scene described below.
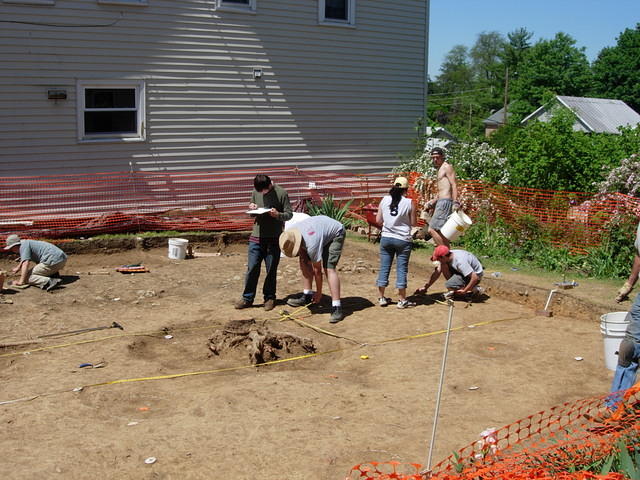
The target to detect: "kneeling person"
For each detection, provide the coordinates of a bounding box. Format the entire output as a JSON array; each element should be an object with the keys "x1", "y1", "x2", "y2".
[
  {"x1": 4, "y1": 234, "x2": 67, "y2": 291},
  {"x1": 420, "y1": 245, "x2": 483, "y2": 298},
  {"x1": 279, "y1": 215, "x2": 345, "y2": 323}
]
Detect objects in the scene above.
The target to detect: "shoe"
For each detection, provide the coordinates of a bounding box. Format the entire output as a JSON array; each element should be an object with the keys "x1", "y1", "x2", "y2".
[
  {"x1": 329, "y1": 306, "x2": 344, "y2": 324},
  {"x1": 234, "y1": 299, "x2": 253, "y2": 309},
  {"x1": 287, "y1": 293, "x2": 313, "y2": 307},
  {"x1": 472, "y1": 286, "x2": 485, "y2": 298},
  {"x1": 397, "y1": 299, "x2": 416, "y2": 309},
  {"x1": 264, "y1": 299, "x2": 276, "y2": 311},
  {"x1": 378, "y1": 297, "x2": 390, "y2": 307},
  {"x1": 44, "y1": 278, "x2": 62, "y2": 292}
]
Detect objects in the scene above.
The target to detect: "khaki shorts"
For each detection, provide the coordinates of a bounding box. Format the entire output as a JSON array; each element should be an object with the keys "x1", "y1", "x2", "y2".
[{"x1": 322, "y1": 231, "x2": 345, "y2": 269}]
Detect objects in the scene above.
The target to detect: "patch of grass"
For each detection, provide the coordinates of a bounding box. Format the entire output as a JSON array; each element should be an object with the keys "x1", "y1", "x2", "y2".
[{"x1": 90, "y1": 231, "x2": 215, "y2": 239}]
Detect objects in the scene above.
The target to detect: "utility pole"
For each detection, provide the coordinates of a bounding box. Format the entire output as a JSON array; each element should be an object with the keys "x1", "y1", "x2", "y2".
[{"x1": 503, "y1": 66, "x2": 509, "y2": 125}]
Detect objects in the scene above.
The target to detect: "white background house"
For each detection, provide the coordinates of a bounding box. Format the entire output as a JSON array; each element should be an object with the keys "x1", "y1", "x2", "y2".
[{"x1": 0, "y1": 0, "x2": 429, "y2": 176}]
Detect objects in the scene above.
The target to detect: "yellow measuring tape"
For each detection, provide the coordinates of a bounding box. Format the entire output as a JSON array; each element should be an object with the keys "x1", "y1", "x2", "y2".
[{"x1": 0, "y1": 310, "x2": 533, "y2": 405}]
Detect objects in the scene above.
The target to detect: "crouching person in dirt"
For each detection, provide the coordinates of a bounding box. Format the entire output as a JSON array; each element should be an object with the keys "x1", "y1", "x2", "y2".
[
  {"x1": 4, "y1": 234, "x2": 67, "y2": 292},
  {"x1": 417, "y1": 245, "x2": 483, "y2": 299},
  {"x1": 279, "y1": 215, "x2": 346, "y2": 324}
]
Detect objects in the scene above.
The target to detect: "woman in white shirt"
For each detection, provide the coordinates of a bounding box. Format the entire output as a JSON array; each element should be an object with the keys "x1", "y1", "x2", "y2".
[{"x1": 375, "y1": 177, "x2": 417, "y2": 308}]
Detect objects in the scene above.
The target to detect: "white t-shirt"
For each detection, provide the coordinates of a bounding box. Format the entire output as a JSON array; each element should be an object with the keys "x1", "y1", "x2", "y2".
[
  {"x1": 379, "y1": 195, "x2": 413, "y2": 242},
  {"x1": 635, "y1": 222, "x2": 640, "y2": 255},
  {"x1": 450, "y1": 249, "x2": 483, "y2": 277}
]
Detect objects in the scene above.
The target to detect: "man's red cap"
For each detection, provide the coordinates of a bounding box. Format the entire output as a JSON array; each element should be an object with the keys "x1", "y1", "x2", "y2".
[{"x1": 431, "y1": 245, "x2": 450, "y2": 261}]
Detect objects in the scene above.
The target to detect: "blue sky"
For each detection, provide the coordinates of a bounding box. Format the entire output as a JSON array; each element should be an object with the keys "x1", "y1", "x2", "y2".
[{"x1": 428, "y1": 0, "x2": 639, "y2": 77}]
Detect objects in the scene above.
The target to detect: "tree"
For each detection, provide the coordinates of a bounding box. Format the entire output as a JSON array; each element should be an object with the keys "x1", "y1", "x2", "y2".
[
  {"x1": 509, "y1": 33, "x2": 593, "y2": 118},
  {"x1": 592, "y1": 24, "x2": 640, "y2": 111},
  {"x1": 503, "y1": 27, "x2": 533, "y2": 75},
  {"x1": 436, "y1": 45, "x2": 473, "y2": 91},
  {"x1": 470, "y1": 31, "x2": 506, "y2": 85},
  {"x1": 499, "y1": 110, "x2": 640, "y2": 191}
]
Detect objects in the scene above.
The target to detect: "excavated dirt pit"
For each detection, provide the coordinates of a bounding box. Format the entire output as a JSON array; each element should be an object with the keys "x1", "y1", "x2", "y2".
[{"x1": 0, "y1": 236, "x2": 615, "y2": 480}]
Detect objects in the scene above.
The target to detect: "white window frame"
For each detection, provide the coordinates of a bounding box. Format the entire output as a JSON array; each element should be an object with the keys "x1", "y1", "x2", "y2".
[
  {"x1": 77, "y1": 80, "x2": 146, "y2": 143},
  {"x1": 217, "y1": 0, "x2": 256, "y2": 14},
  {"x1": 97, "y1": 0, "x2": 147, "y2": 5},
  {"x1": 318, "y1": 0, "x2": 356, "y2": 27},
  {"x1": 2, "y1": 0, "x2": 55, "y2": 5}
]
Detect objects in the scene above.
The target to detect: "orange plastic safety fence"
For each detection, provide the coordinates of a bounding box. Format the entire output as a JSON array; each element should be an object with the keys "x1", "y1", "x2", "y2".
[
  {"x1": 1, "y1": 170, "x2": 638, "y2": 253},
  {"x1": 0, "y1": 168, "x2": 391, "y2": 240},
  {"x1": 415, "y1": 178, "x2": 640, "y2": 254},
  {"x1": 346, "y1": 385, "x2": 640, "y2": 480}
]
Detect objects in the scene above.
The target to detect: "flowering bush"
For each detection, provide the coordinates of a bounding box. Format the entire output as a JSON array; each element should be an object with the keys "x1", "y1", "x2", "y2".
[
  {"x1": 447, "y1": 142, "x2": 510, "y2": 184},
  {"x1": 396, "y1": 142, "x2": 508, "y2": 185},
  {"x1": 596, "y1": 154, "x2": 640, "y2": 196}
]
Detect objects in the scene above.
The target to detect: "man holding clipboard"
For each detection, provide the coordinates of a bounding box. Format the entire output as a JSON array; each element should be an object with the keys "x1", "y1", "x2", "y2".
[{"x1": 235, "y1": 174, "x2": 292, "y2": 311}]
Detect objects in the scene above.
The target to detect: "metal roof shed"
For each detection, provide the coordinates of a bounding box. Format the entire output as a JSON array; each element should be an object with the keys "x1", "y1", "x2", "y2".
[{"x1": 521, "y1": 96, "x2": 640, "y2": 134}]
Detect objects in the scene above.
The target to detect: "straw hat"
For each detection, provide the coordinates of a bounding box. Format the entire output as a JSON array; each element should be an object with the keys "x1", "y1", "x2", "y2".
[{"x1": 279, "y1": 228, "x2": 302, "y2": 257}]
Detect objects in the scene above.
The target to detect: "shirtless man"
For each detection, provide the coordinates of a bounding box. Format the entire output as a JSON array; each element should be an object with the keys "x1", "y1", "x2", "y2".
[{"x1": 425, "y1": 147, "x2": 459, "y2": 246}]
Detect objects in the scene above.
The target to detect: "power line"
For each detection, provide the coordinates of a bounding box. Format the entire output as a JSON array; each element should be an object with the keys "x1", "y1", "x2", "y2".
[{"x1": 427, "y1": 86, "x2": 494, "y2": 97}]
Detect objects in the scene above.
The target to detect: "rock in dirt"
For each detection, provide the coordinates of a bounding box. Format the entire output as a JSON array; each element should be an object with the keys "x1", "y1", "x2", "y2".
[{"x1": 208, "y1": 319, "x2": 315, "y2": 365}]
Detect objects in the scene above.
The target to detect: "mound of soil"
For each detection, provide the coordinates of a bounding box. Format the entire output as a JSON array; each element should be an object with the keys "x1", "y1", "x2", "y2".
[{"x1": 208, "y1": 319, "x2": 316, "y2": 364}]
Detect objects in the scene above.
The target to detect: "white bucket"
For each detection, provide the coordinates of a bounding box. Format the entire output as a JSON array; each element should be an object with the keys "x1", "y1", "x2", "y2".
[
  {"x1": 440, "y1": 210, "x2": 473, "y2": 242},
  {"x1": 600, "y1": 312, "x2": 629, "y2": 371},
  {"x1": 168, "y1": 238, "x2": 189, "y2": 260}
]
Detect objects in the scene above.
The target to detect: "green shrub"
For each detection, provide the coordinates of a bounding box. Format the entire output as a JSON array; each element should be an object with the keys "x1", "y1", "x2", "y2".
[{"x1": 306, "y1": 195, "x2": 354, "y2": 228}]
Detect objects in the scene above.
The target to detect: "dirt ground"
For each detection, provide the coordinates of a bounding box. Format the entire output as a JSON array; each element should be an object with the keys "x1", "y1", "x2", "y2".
[{"x1": 0, "y1": 237, "x2": 616, "y2": 479}]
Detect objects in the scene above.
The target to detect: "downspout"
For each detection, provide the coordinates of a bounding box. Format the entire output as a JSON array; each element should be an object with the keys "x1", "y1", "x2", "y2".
[{"x1": 423, "y1": 0, "x2": 430, "y2": 128}]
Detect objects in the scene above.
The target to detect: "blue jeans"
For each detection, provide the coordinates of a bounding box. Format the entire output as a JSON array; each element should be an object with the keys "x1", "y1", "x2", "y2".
[
  {"x1": 242, "y1": 240, "x2": 281, "y2": 302},
  {"x1": 607, "y1": 340, "x2": 640, "y2": 408},
  {"x1": 606, "y1": 292, "x2": 640, "y2": 408},
  {"x1": 376, "y1": 236, "x2": 412, "y2": 289}
]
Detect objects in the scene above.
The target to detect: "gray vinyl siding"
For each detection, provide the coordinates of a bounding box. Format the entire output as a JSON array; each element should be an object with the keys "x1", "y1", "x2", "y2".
[{"x1": 0, "y1": 0, "x2": 427, "y2": 175}]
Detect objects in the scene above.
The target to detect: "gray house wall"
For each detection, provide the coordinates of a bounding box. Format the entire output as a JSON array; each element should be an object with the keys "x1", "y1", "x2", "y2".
[{"x1": 0, "y1": 0, "x2": 428, "y2": 175}]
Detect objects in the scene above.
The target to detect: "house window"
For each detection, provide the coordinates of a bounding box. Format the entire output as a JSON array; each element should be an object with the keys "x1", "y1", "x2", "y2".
[
  {"x1": 77, "y1": 81, "x2": 145, "y2": 142},
  {"x1": 217, "y1": 0, "x2": 256, "y2": 13},
  {"x1": 319, "y1": 0, "x2": 355, "y2": 26}
]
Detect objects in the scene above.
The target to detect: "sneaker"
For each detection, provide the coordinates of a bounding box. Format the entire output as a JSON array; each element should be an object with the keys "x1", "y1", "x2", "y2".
[
  {"x1": 329, "y1": 306, "x2": 344, "y2": 324},
  {"x1": 234, "y1": 298, "x2": 253, "y2": 310},
  {"x1": 287, "y1": 293, "x2": 313, "y2": 307},
  {"x1": 378, "y1": 297, "x2": 390, "y2": 307},
  {"x1": 397, "y1": 299, "x2": 416, "y2": 309},
  {"x1": 264, "y1": 299, "x2": 276, "y2": 311},
  {"x1": 44, "y1": 277, "x2": 62, "y2": 292}
]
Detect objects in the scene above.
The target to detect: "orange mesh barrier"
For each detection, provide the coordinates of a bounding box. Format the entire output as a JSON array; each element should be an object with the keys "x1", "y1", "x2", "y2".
[
  {"x1": 0, "y1": 168, "x2": 391, "y2": 240},
  {"x1": 413, "y1": 178, "x2": 640, "y2": 254},
  {"x1": 1, "y1": 170, "x2": 638, "y2": 252},
  {"x1": 347, "y1": 385, "x2": 640, "y2": 480}
]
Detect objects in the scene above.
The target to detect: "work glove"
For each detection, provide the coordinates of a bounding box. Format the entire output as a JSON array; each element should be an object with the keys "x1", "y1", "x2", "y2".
[{"x1": 615, "y1": 281, "x2": 633, "y2": 303}]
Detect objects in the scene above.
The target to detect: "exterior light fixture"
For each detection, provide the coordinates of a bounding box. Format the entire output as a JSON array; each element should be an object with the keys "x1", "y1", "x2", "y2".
[
  {"x1": 47, "y1": 89, "x2": 67, "y2": 100},
  {"x1": 253, "y1": 68, "x2": 263, "y2": 80}
]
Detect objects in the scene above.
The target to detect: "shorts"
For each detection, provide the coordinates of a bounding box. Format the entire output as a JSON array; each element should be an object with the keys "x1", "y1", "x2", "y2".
[
  {"x1": 445, "y1": 272, "x2": 483, "y2": 290},
  {"x1": 322, "y1": 230, "x2": 345, "y2": 269},
  {"x1": 429, "y1": 199, "x2": 453, "y2": 231}
]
